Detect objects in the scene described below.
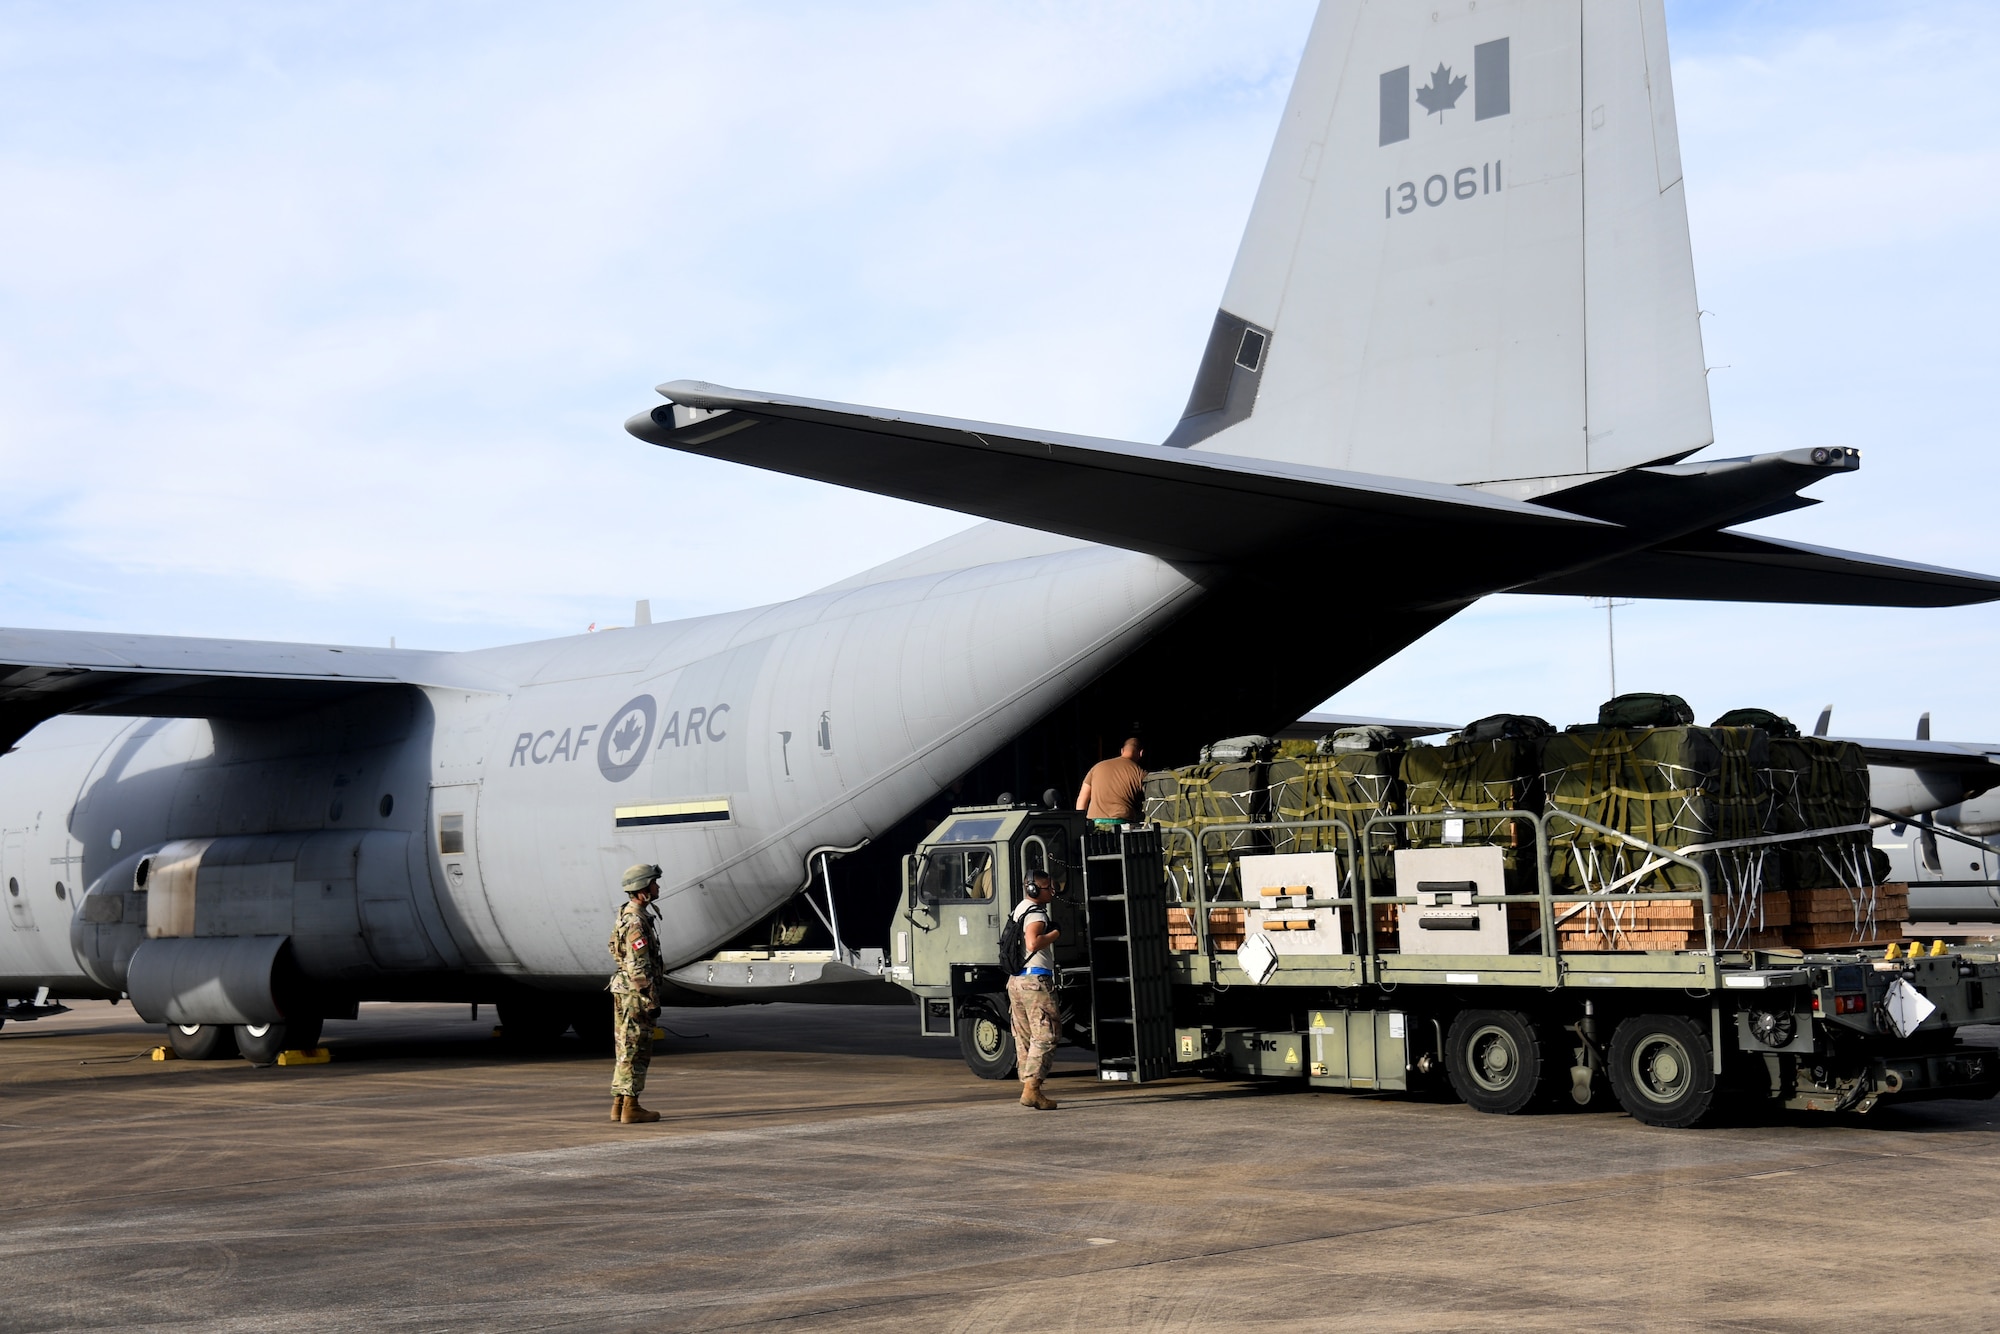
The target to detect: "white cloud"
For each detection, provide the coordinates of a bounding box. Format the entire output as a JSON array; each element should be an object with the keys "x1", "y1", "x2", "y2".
[{"x1": 0, "y1": 2, "x2": 1312, "y2": 643}]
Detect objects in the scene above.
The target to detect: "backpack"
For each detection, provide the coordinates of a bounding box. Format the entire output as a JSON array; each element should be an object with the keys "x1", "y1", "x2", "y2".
[
  {"x1": 1201, "y1": 734, "x2": 1275, "y2": 763},
  {"x1": 1711, "y1": 706, "x2": 1801, "y2": 738},
  {"x1": 1454, "y1": 713, "x2": 1554, "y2": 743},
  {"x1": 1596, "y1": 692, "x2": 1695, "y2": 728},
  {"x1": 1318, "y1": 725, "x2": 1404, "y2": 755},
  {"x1": 997, "y1": 902, "x2": 1042, "y2": 975}
]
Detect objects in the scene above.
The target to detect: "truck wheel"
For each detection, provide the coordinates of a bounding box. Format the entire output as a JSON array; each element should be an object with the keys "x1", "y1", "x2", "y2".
[
  {"x1": 958, "y1": 1000, "x2": 1017, "y2": 1080},
  {"x1": 167, "y1": 1023, "x2": 238, "y2": 1061},
  {"x1": 1608, "y1": 1014, "x2": 1719, "y2": 1128},
  {"x1": 234, "y1": 1017, "x2": 323, "y2": 1067},
  {"x1": 1444, "y1": 1009, "x2": 1560, "y2": 1114}
]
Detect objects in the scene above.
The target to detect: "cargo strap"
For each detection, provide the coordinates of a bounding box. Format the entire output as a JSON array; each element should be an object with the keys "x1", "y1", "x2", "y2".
[{"x1": 1555, "y1": 821, "x2": 1883, "y2": 944}]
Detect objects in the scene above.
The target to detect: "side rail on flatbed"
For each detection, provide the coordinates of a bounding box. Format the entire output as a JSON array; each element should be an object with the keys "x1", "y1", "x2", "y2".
[
  {"x1": 1165, "y1": 810, "x2": 1726, "y2": 991},
  {"x1": 1119, "y1": 817, "x2": 2000, "y2": 1124}
]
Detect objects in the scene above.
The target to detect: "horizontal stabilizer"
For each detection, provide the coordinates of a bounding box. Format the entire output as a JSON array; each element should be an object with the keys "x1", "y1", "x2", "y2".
[
  {"x1": 628, "y1": 382, "x2": 1602, "y2": 570},
  {"x1": 1517, "y1": 530, "x2": 2000, "y2": 608}
]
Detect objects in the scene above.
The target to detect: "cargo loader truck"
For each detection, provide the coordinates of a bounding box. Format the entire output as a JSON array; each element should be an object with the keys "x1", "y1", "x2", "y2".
[{"x1": 884, "y1": 804, "x2": 2000, "y2": 1127}]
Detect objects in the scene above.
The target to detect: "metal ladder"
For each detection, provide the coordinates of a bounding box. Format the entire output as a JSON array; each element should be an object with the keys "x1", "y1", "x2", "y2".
[{"x1": 1082, "y1": 826, "x2": 1177, "y2": 1082}]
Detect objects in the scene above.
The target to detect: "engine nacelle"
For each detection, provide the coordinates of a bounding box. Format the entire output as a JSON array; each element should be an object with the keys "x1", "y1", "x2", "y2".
[
  {"x1": 126, "y1": 934, "x2": 304, "y2": 1025},
  {"x1": 70, "y1": 828, "x2": 446, "y2": 1019}
]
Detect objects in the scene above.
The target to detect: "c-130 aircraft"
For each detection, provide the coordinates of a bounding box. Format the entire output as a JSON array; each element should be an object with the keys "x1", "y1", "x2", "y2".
[{"x1": 4, "y1": 0, "x2": 1997, "y2": 1061}]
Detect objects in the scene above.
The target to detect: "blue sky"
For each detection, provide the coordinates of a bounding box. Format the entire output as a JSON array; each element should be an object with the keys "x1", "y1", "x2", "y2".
[{"x1": 1, "y1": 2, "x2": 1996, "y2": 741}]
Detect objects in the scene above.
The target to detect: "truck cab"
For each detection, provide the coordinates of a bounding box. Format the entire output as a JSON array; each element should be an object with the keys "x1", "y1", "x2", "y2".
[{"x1": 890, "y1": 802, "x2": 1092, "y2": 1078}]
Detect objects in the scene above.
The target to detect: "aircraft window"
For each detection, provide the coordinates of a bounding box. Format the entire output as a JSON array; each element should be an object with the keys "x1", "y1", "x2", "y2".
[
  {"x1": 379, "y1": 794, "x2": 394, "y2": 818},
  {"x1": 941, "y1": 817, "x2": 1003, "y2": 844},
  {"x1": 917, "y1": 847, "x2": 994, "y2": 902},
  {"x1": 438, "y1": 813, "x2": 465, "y2": 855},
  {"x1": 54, "y1": 882, "x2": 66, "y2": 901},
  {"x1": 1235, "y1": 328, "x2": 1266, "y2": 372},
  {"x1": 6, "y1": 878, "x2": 15, "y2": 897}
]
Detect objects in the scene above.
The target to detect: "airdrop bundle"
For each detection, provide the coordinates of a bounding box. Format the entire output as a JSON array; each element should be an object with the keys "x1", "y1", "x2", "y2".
[{"x1": 1143, "y1": 694, "x2": 1901, "y2": 954}]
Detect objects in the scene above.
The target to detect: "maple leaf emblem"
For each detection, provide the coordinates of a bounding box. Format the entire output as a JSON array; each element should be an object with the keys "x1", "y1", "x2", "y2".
[
  {"x1": 1414, "y1": 63, "x2": 1468, "y2": 120},
  {"x1": 610, "y1": 713, "x2": 645, "y2": 756}
]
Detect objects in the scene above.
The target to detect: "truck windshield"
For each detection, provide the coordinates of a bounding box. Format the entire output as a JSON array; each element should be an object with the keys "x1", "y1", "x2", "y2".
[{"x1": 918, "y1": 846, "x2": 994, "y2": 901}]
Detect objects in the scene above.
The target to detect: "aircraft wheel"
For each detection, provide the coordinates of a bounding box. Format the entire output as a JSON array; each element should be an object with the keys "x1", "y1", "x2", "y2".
[
  {"x1": 1444, "y1": 1009, "x2": 1561, "y2": 1115},
  {"x1": 234, "y1": 1017, "x2": 323, "y2": 1067},
  {"x1": 1607, "y1": 1013, "x2": 1720, "y2": 1128},
  {"x1": 958, "y1": 999, "x2": 1017, "y2": 1080},
  {"x1": 167, "y1": 1022, "x2": 238, "y2": 1061}
]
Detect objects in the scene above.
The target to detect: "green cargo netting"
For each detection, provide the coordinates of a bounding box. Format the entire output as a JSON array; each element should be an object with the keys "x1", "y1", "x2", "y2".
[
  {"x1": 1143, "y1": 761, "x2": 1269, "y2": 901},
  {"x1": 1768, "y1": 736, "x2": 1873, "y2": 890},
  {"x1": 1401, "y1": 736, "x2": 1548, "y2": 886},
  {"x1": 1268, "y1": 751, "x2": 1400, "y2": 882},
  {"x1": 1542, "y1": 725, "x2": 1776, "y2": 945}
]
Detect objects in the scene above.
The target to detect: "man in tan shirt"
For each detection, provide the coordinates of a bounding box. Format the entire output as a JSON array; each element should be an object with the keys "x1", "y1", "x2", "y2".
[{"x1": 1076, "y1": 737, "x2": 1147, "y2": 826}]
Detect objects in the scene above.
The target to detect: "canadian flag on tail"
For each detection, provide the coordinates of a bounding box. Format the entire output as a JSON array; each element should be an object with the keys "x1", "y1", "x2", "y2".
[{"x1": 1379, "y1": 37, "x2": 1509, "y2": 145}]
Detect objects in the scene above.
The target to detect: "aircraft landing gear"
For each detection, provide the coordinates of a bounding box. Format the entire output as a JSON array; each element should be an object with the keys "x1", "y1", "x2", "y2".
[
  {"x1": 167, "y1": 1023, "x2": 238, "y2": 1060},
  {"x1": 233, "y1": 1017, "x2": 324, "y2": 1066}
]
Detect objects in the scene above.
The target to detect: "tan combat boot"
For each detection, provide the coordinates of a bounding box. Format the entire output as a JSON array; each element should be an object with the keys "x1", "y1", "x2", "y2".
[
  {"x1": 622, "y1": 1097, "x2": 661, "y2": 1124},
  {"x1": 1021, "y1": 1079, "x2": 1058, "y2": 1111},
  {"x1": 610, "y1": 1095, "x2": 627, "y2": 1122}
]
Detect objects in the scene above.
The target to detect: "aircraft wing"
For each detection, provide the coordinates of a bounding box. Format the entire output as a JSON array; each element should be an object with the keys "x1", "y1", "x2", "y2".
[
  {"x1": 0, "y1": 628, "x2": 486, "y2": 752},
  {"x1": 632, "y1": 384, "x2": 2000, "y2": 610},
  {"x1": 1841, "y1": 737, "x2": 2000, "y2": 772},
  {"x1": 1281, "y1": 711, "x2": 1459, "y2": 742},
  {"x1": 1504, "y1": 530, "x2": 2000, "y2": 609},
  {"x1": 628, "y1": 382, "x2": 1606, "y2": 572}
]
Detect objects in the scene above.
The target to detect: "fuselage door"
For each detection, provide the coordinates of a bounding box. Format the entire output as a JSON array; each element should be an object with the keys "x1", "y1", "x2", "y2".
[
  {"x1": 3, "y1": 829, "x2": 32, "y2": 933},
  {"x1": 425, "y1": 783, "x2": 521, "y2": 969}
]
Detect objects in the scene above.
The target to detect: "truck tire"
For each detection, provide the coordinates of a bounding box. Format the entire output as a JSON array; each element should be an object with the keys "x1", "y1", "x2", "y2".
[
  {"x1": 1607, "y1": 1013, "x2": 1720, "y2": 1128},
  {"x1": 958, "y1": 999, "x2": 1017, "y2": 1080},
  {"x1": 234, "y1": 1017, "x2": 323, "y2": 1067},
  {"x1": 1444, "y1": 1009, "x2": 1561, "y2": 1114},
  {"x1": 167, "y1": 1022, "x2": 237, "y2": 1061}
]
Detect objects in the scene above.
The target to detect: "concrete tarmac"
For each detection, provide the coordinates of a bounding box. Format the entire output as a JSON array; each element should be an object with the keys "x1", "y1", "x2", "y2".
[{"x1": 2, "y1": 1001, "x2": 1997, "y2": 1332}]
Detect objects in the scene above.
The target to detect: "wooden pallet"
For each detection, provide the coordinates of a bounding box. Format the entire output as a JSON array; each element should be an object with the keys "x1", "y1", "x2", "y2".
[
  {"x1": 1783, "y1": 884, "x2": 1906, "y2": 947},
  {"x1": 1558, "y1": 928, "x2": 1789, "y2": 952},
  {"x1": 1168, "y1": 906, "x2": 1246, "y2": 953},
  {"x1": 1562, "y1": 895, "x2": 1792, "y2": 929},
  {"x1": 1784, "y1": 923, "x2": 1902, "y2": 948}
]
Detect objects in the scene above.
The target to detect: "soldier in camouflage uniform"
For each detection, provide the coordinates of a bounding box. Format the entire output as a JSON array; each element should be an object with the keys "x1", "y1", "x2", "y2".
[
  {"x1": 608, "y1": 863, "x2": 667, "y2": 1124},
  {"x1": 1007, "y1": 870, "x2": 1062, "y2": 1110}
]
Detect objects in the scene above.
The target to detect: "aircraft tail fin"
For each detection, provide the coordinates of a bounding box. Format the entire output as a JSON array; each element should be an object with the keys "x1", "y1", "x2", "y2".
[{"x1": 1168, "y1": 0, "x2": 1711, "y2": 487}]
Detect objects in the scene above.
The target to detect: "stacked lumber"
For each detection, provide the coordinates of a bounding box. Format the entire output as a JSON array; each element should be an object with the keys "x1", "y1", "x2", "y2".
[
  {"x1": 1167, "y1": 906, "x2": 1247, "y2": 953},
  {"x1": 1367, "y1": 903, "x2": 1400, "y2": 952},
  {"x1": 1164, "y1": 904, "x2": 1401, "y2": 952},
  {"x1": 1556, "y1": 891, "x2": 1790, "y2": 952},
  {"x1": 1784, "y1": 883, "x2": 1908, "y2": 949}
]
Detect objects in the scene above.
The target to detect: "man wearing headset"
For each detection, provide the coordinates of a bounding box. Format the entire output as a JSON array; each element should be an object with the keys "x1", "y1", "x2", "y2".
[{"x1": 1008, "y1": 869, "x2": 1062, "y2": 1110}]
